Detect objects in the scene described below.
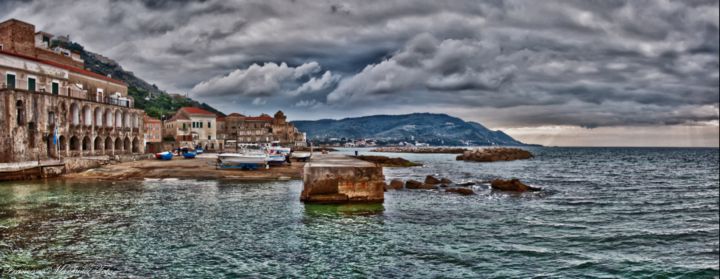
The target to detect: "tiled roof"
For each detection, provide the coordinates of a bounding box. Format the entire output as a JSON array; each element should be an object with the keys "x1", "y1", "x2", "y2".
[
  {"x1": 0, "y1": 50, "x2": 127, "y2": 85},
  {"x1": 227, "y1": 113, "x2": 245, "y2": 117},
  {"x1": 168, "y1": 113, "x2": 190, "y2": 122},
  {"x1": 179, "y1": 107, "x2": 216, "y2": 115}
]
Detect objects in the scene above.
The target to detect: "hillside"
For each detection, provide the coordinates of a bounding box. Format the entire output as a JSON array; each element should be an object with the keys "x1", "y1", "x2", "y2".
[
  {"x1": 52, "y1": 40, "x2": 223, "y2": 118},
  {"x1": 292, "y1": 113, "x2": 524, "y2": 146}
]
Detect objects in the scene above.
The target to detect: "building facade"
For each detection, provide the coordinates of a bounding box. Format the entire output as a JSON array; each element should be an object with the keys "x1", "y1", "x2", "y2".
[
  {"x1": 218, "y1": 111, "x2": 306, "y2": 149},
  {"x1": 0, "y1": 19, "x2": 144, "y2": 163},
  {"x1": 163, "y1": 107, "x2": 220, "y2": 150}
]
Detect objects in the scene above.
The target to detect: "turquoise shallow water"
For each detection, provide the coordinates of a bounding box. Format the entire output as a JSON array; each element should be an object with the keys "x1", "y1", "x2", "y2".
[{"x1": 1, "y1": 147, "x2": 718, "y2": 278}]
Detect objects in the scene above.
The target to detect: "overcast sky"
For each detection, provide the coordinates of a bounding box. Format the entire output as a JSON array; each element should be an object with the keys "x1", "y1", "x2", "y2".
[{"x1": 2, "y1": 0, "x2": 718, "y2": 146}]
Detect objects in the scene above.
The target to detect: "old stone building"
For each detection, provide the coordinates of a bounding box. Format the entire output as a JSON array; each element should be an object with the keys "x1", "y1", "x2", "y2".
[
  {"x1": 163, "y1": 107, "x2": 220, "y2": 150},
  {"x1": 0, "y1": 19, "x2": 144, "y2": 163},
  {"x1": 218, "y1": 110, "x2": 306, "y2": 149}
]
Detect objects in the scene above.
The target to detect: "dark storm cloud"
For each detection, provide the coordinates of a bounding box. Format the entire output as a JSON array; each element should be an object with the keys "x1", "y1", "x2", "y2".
[{"x1": 1, "y1": 0, "x2": 717, "y2": 128}]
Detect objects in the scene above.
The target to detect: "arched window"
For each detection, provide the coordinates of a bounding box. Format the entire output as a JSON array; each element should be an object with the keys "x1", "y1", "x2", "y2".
[{"x1": 16, "y1": 100, "x2": 25, "y2": 126}]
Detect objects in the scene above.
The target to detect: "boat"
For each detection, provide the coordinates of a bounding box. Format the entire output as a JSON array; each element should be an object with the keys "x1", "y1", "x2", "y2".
[
  {"x1": 290, "y1": 152, "x2": 312, "y2": 162},
  {"x1": 265, "y1": 141, "x2": 291, "y2": 155},
  {"x1": 217, "y1": 147, "x2": 268, "y2": 170},
  {"x1": 155, "y1": 151, "x2": 173, "y2": 160},
  {"x1": 267, "y1": 153, "x2": 287, "y2": 166},
  {"x1": 182, "y1": 151, "x2": 196, "y2": 159},
  {"x1": 196, "y1": 147, "x2": 204, "y2": 154}
]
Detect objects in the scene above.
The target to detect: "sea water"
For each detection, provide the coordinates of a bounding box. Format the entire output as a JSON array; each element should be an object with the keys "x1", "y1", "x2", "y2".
[{"x1": 0, "y1": 147, "x2": 718, "y2": 278}]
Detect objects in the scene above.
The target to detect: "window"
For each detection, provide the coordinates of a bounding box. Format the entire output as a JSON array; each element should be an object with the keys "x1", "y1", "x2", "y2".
[
  {"x1": 27, "y1": 77, "x2": 36, "y2": 92},
  {"x1": 200, "y1": 122, "x2": 203, "y2": 128},
  {"x1": 208, "y1": 122, "x2": 211, "y2": 128},
  {"x1": 6, "y1": 73, "x2": 16, "y2": 89},
  {"x1": 51, "y1": 81, "x2": 59, "y2": 95},
  {"x1": 0, "y1": 44, "x2": 3, "y2": 50},
  {"x1": 208, "y1": 136, "x2": 211, "y2": 140}
]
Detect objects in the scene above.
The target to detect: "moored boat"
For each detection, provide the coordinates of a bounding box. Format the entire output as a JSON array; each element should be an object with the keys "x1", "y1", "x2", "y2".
[
  {"x1": 217, "y1": 152, "x2": 268, "y2": 170},
  {"x1": 267, "y1": 153, "x2": 287, "y2": 166},
  {"x1": 290, "y1": 152, "x2": 312, "y2": 162},
  {"x1": 182, "y1": 152, "x2": 196, "y2": 159},
  {"x1": 155, "y1": 151, "x2": 173, "y2": 160}
]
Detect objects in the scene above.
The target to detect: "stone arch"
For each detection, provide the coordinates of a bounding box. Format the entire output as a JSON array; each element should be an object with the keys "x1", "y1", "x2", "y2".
[
  {"x1": 94, "y1": 136, "x2": 102, "y2": 152},
  {"x1": 123, "y1": 137, "x2": 131, "y2": 153},
  {"x1": 115, "y1": 137, "x2": 122, "y2": 151},
  {"x1": 115, "y1": 110, "x2": 122, "y2": 128},
  {"x1": 132, "y1": 137, "x2": 140, "y2": 153},
  {"x1": 69, "y1": 136, "x2": 80, "y2": 151},
  {"x1": 82, "y1": 135, "x2": 91, "y2": 152},
  {"x1": 132, "y1": 113, "x2": 139, "y2": 128},
  {"x1": 94, "y1": 107, "x2": 103, "y2": 128},
  {"x1": 70, "y1": 102, "x2": 80, "y2": 125},
  {"x1": 105, "y1": 108, "x2": 113, "y2": 127},
  {"x1": 59, "y1": 135, "x2": 67, "y2": 152},
  {"x1": 82, "y1": 105, "x2": 92, "y2": 126},
  {"x1": 123, "y1": 110, "x2": 130, "y2": 128},
  {"x1": 105, "y1": 137, "x2": 113, "y2": 153}
]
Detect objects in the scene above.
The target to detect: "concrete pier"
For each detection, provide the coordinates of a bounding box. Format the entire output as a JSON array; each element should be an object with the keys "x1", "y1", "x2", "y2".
[{"x1": 301, "y1": 154, "x2": 385, "y2": 203}]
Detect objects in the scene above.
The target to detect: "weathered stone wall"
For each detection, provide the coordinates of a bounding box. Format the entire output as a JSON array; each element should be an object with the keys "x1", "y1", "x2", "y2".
[
  {"x1": 301, "y1": 155, "x2": 385, "y2": 203},
  {"x1": 0, "y1": 20, "x2": 36, "y2": 57},
  {"x1": 0, "y1": 89, "x2": 145, "y2": 163}
]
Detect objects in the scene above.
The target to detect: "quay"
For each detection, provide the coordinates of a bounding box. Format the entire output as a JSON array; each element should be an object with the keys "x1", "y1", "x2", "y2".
[
  {"x1": 302, "y1": 153, "x2": 385, "y2": 203},
  {"x1": 56, "y1": 153, "x2": 386, "y2": 203}
]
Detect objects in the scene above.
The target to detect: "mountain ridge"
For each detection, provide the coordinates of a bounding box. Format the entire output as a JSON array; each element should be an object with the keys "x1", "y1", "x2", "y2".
[{"x1": 292, "y1": 113, "x2": 525, "y2": 146}]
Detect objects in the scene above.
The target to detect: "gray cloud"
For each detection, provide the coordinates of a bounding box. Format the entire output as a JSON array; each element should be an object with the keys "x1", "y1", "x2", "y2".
[{"x1": 1, "y1": 0, "x2": 717, "y2": 129}]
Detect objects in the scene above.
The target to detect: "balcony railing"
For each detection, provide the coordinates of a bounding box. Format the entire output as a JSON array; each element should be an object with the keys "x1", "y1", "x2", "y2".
[{"x1": 2, "y1": 83, "x2": 134, "y2": 108}]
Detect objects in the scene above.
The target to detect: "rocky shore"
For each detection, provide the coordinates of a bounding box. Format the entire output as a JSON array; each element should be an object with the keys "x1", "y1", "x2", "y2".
[
  {"x1": 456, "y1": 148, "x2": 533, "y2": 162},
  {"x1": 370, "y1": 147, "x2": 468, "y2": 153},
  {"x1": 355, "y1": 155, "x2": 422, "y2": 167},
  {"x1": 292, "y1": 146, "x2": 338, "y2": 152}
]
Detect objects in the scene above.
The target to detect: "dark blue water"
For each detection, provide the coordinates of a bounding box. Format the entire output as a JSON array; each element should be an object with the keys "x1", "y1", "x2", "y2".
[{"x1": 1, "y1": 147, "x2": 718, "y2": 278}]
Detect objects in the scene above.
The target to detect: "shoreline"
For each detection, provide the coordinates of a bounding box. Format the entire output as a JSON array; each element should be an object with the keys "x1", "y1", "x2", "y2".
[{"x1": 63, "y1": 154, "x2": 306, "y2": 181}]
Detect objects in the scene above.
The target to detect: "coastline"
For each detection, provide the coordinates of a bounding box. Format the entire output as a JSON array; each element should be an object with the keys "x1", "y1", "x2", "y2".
[{"x1": 63, "y1": 154, "x2": 306, "y2": 181}]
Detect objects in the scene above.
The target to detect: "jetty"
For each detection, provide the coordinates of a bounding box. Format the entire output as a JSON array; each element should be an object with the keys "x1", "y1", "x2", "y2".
[{"x1": 301, "y1": 153, "x2": 385, "y2": 203}]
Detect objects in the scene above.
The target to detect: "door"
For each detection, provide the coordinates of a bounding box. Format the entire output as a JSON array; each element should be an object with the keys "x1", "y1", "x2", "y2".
[
  {"x1": 6, "y1": 74, "x2": 15, "y2": 89},
  {"x1": 28, "y1": 78, "x2": 36, "y2": 92}
]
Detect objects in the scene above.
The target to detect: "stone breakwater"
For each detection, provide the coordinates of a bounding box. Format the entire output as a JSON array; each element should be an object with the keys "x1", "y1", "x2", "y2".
[
  {"x1": 355, "y1": 155, "x2": 422, "y2": 167},
  {"x1": 370, "y1": 147, "x2": 468, "y2": 153},
  {"x1": 456, "y1": 148, "x2": 533, "y2": 162}
]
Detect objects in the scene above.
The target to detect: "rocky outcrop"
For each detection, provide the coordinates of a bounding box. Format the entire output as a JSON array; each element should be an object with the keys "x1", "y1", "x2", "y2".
[
  {"x1": 456, "y1": 148, "x2": 533, "y2": 162},
  {"x1": 355, "y1": 155, "x2": 422, "y2": 167},
  {"x1": 490, "y1": 179, "x2": 541, "y2": 192},
  {"x1": 446, "y1": 188, "x2": 475, "y2": 195},
  {"x1": 370, "y1": 147, "x2": 468, "y2": 153},
  {"x1": 405, "y1": 179, "x2": 423, "y2": 189},
  {"x1": 456, "y1": 181, "x2": 476, "y2": 186},
  {"x1": 424, "y1": 175, "x2": 441, "y2": 185},
  {"x1": 440, "y1": 178, "x2": 452, "y2": 184},
  {"x1": 388, "y1": 179, "x2": 404, "y2": 190}
]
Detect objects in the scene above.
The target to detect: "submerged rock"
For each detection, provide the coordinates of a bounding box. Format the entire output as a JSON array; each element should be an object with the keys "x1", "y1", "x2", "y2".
[
  {"x1": 456, "y1": 148, "x2": 534, "y2": 162},
  {"x1": 490, "y1": 179, "x2": 541, "y2": 192},
  {"x1": 388, "y1": 179, "x2": 404, "y2": 190},
  {"x1": 355, "y1": 155, "x2": 422, "y2": 167},
  {"x1": 405, "y1": 179, "x2": 423, "y2": 189},
  {"x1": 424, "y1": 175, "x2": 441, "y2": 185},
  {"x1": 456, "y1": 181, "x2": 476, "y2": 187},
  {"x1": 446, "y1": 188, "x2": 475, "y2": 195},
  {"x1": 440, "y1": 178, "x2": 453, "y2": 184}
]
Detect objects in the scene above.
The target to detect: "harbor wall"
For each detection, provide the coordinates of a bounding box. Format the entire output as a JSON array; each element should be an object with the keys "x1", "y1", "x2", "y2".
[{"x1": 301, "y1": 154, "x2": 385, "y2": 203}]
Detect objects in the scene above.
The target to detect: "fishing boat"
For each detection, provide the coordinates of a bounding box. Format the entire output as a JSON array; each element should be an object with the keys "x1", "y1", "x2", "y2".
[
  {"x1": 217, "y1": 147, "x2": 268, "y2": 170},
  {"x1": 290, "y1": 152, "x2": 312, "y2": 162},
  {"x1": 265, "y1": 141, "x2": 291, "y2": 155},
  {"x1": 267, "y1": 153, "x2": 287, "y2": 166},
  {"x1": 155, "y1": 151, "x2": 173, "y2": 160},
  {"x1": 182, "y1": 151, "x2": 196, "y2": 159}
]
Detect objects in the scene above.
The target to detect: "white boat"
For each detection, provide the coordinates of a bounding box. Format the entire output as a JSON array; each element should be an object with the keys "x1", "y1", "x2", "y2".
[
  {"x1": 290, "y1": 152, "x2": 312, "y2": 162},
  {"x1": 267, "y1": 153, "x2": 287, "y2": 165},
  {"x1": 265, "y1": 141, "x2": 291, "y2": 155},
  {"x1": 217, "y1": 150, "x2": 268, "y2": 170}
]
